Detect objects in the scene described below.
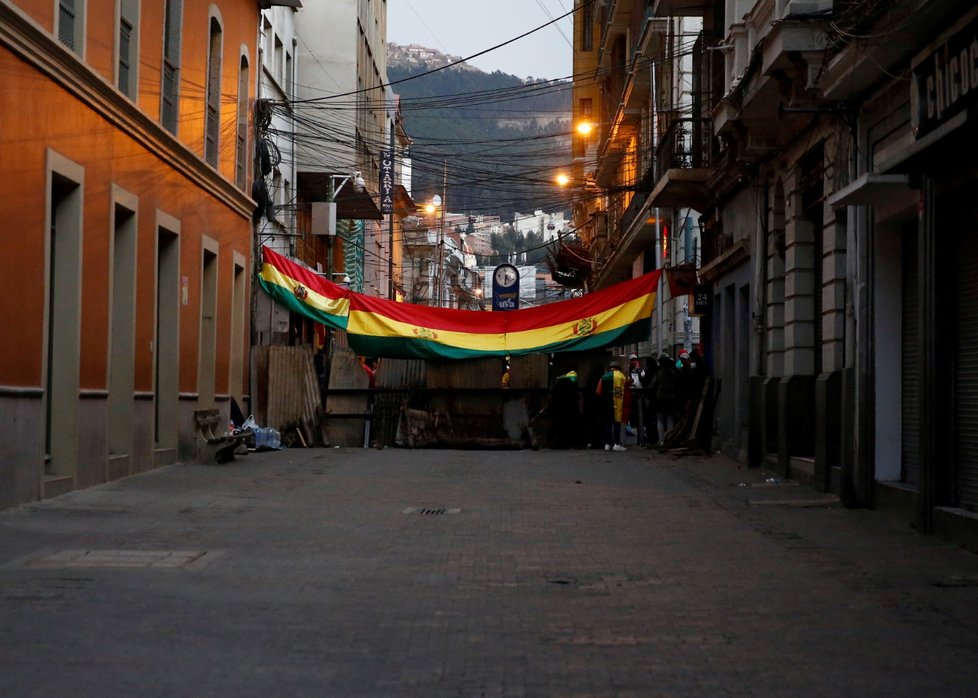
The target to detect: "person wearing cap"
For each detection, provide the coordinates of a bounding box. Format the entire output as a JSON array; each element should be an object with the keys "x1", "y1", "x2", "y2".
[
  {"x1": 596, "y1": 360, "x2": 629, "y2": 451},
  {"x1": 627, "y1": 353, "x2": 645, "y2": 389}
]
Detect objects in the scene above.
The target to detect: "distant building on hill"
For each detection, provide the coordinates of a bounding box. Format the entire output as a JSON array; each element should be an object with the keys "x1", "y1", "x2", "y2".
[{"x1": 513, "y1": 211, "x2": 568, "y2": 242}]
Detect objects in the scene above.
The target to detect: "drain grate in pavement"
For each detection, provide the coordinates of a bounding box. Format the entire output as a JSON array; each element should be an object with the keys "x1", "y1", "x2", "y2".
[
  {"x1": 23, "y1": 549, "x2": 208, "y2": 569},
  {"x1": 402, "y1": 507, "x2": 461, "y2": 516}
]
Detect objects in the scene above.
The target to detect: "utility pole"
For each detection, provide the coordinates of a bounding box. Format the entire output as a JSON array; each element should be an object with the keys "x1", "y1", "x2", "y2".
[
  {"x1": 387, "y1": 120, "x2": 396, "y2": 299},
  {"x1": 435, "y1": 160, "x2": 447, "y2": 307},
  {"x1": 651, "y1": 58, "x2": 663, "y2": 356},
  {"x1": 326, "y1": 176, "x2": 336, "y2": 287}
]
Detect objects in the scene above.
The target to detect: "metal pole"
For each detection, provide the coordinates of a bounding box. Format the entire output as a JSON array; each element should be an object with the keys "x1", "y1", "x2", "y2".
[
  {"x1": 651, "y1": 58, "x2": 663, "y2": 356},
  {"x1": 388, "y1": 122, "x2": 396, "y2": 299},
  {"x1": 327, "y1": 176, "x2": 335, "y2": 284},
  {"x1": 435, "y1": 160, "x2": 447, "y2": 307}
]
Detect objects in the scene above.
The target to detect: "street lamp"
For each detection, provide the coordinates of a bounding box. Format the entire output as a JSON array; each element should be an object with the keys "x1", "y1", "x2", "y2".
[{"x1": 420, "y1": 194, "x2": 446, "y2": 307}]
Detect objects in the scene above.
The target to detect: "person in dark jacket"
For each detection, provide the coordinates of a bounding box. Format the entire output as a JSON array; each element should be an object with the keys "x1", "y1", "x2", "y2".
[
  {"x1": 650, "y1": 353, "x2": 680, "y2": 444},
  {"x1": 625, "y1": 353, "x2": 645, "y2": 438},
  {"x1": 549, "y1": 369, "x2": 584, "y2": 449}
]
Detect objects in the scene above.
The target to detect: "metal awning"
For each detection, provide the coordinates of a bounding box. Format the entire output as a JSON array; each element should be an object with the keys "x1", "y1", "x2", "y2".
[
  {"x1": 335, "y1": 184, "x2": 382, "y2": 220},
  {"x1": 394, "y1": 185, "x2": 416, "y2": 217},
  {"x1": 297, "y1": 171, "x2": 383, "y2": 220},
  {"x1": 827, "y1": 173, "x2": 913, "y2": 209}
]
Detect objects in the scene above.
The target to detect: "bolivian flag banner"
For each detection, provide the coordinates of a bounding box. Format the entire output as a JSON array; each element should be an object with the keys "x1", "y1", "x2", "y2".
[
  {"x1": 257, "y1": 245, "x2": 660, "y2": 360},
  {"x1": 257, "y1": 246, "x2": 350, "y2": 330}
]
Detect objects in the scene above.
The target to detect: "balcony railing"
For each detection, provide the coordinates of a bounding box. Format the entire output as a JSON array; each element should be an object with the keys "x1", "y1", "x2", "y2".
[
  {"x1": 701, "y1": 227, "x2": 732, "y2": 264},
  {"x1": 654, "y1": 116, "x2": 714, "y2": 179}
]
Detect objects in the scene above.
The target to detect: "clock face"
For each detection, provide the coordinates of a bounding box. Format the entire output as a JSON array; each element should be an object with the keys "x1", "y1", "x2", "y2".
[{"x1": 494, "y1": 266, "x2": 518, "y2": 287}]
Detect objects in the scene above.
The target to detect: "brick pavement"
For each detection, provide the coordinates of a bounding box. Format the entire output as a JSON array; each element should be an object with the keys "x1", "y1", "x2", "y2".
[{"x1": 2, "y1": 445, "x2": 978, "y2": 697}]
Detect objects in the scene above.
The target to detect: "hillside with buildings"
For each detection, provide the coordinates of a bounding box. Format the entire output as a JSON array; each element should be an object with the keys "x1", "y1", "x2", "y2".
[{"x1": 387, "y1": 43, "x2": 572, "y2": 219}]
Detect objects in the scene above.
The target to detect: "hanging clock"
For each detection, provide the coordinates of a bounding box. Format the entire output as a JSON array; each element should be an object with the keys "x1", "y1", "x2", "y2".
[{"x1": 494, "y1": 264, "x2": 519, "y2": 288}]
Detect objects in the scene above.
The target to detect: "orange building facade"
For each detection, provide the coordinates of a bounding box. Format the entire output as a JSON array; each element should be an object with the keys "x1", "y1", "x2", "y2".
[{"x1": 0, "y1": 1, "x2": 259, "y2": 508}]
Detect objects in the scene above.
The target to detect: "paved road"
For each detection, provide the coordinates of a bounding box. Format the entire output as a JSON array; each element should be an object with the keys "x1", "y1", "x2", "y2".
[{"x1": 2, "y1": 446, "x2": 978, "y2": 697}]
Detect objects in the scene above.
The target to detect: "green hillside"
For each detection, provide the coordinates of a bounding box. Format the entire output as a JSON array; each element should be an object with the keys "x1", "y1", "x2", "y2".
[{"x1": 388, "y1": 58, "x2": 572, "y2": 220}]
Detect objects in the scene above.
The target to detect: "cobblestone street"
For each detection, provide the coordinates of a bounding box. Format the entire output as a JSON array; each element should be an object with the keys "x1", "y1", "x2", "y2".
[{"x1": 2, "y1": 446, "x2": 978, "y2": 697}]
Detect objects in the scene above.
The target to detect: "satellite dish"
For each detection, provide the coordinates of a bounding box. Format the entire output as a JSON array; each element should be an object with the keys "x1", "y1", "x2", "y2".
[{"x1": 432, "y1": 195, "x2": 442, "y2": 207}]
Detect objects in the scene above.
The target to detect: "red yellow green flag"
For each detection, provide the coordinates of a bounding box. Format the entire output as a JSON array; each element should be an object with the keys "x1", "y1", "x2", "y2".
[
  {"x1": 347, "y1": 271, "x2": 660, "y2": 359},
  {"x1": 257, "y1": 245, "x2": 660, "y2": 359},
  {"x1": 257, "y1": 246, "x2": 349, "y2": 330}
]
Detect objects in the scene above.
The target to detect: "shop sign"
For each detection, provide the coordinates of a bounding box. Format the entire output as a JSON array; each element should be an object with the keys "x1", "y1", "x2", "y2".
[
  {"x1": 380, "y1": 150, "x2": 394, "y2": 214},
  {"x1": 691, "y1": 283, "x2": 710, "y2": 317},
  {"x1": 911, "y1": 14, "x2": 978, "y2": 139}
]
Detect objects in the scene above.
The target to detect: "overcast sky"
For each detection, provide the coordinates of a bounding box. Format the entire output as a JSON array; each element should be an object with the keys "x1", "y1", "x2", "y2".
[{"x1": 386, "y1": 0, "x2": 574, "y2": 80}]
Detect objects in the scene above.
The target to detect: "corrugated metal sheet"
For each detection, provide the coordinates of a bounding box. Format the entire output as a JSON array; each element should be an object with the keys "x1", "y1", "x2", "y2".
[
  {"x1": 372, "y1": 358, "x2": 426, "y2": 447},
  {"x1": 266, "y1": 345, "x2": 322, "y2": 445},
  {"x1": 375, "y1": 358, "x2": 426, "y2": 390}
]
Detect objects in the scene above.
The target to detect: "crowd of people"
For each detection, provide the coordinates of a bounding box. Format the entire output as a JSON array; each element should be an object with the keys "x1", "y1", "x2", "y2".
[{"x1": 548, "y1": 347, "x2": 709, "y2": 451}]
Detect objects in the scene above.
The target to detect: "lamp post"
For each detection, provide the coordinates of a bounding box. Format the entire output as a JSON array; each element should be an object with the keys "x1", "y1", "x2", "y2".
[
  {"x1": 424, "y1": 195, "x2": 443, "y2": 307},
  {"x1": 434, "y1": 194, "x2": 445, "y2": 307}
]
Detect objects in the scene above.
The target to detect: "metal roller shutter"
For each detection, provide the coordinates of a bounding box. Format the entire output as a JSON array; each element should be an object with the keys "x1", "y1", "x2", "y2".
[
  {"x1": 901, "y1": 227, "x2": 920, "y2": 487},
  {"x1": 955, "y1": 225, "x2": 978, "y2": 511}
]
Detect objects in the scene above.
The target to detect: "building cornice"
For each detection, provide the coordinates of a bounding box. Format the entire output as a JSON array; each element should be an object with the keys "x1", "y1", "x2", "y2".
[{"x1": 0, "y1": 2, "x2": 254, "y2": 220}]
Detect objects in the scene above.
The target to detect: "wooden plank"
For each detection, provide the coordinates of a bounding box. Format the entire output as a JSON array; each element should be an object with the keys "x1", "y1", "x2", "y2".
[
  {"x1": 251, "y1": 345, "x2": 270, "y2": 425},
  {"x1": 325, "y1": 347, "x2": 369, "y2": 446}
]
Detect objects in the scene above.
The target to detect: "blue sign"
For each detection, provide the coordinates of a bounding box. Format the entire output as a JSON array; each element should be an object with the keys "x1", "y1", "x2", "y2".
[{"x1": 491, "y1": 264, "x2": 519, "y2": 311}]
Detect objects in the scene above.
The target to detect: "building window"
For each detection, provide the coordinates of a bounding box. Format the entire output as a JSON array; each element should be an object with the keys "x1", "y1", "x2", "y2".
[
  {"x1": 274, "y1": 34, "x2": 284, "y2": 85},
  {"x1": 580, "y1": 97, "x2": 592, "y2": 117},
  {"x1": 205, "y1": 16, "x2": 223, "y2": 167},
  {"x1": 235, "y1": 55, "x2": 249, "y2": 190},
  {"x1": 261, "y1": 18, "x2": 272, "y2": 69},
  {"x1": 118, "y1": 19, "x2": 132, "y2": 94},
  {"x1": 58, "y1": 0, "x2": 85, "y2": 56},
  {"x1": 582, "y1": 4, "x2": 593, "y2": 52},
  {"x1": 117, "y1": 0, "x2": 139, "y2": 98},
  {"x1": 161, "y1": 0, "x2": 182, "y2": 133}
]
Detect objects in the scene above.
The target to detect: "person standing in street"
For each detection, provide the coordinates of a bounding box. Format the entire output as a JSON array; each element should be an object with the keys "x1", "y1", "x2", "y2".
[
  {"x1": 625, "y1": 353, "x2": 645, "y2": 439},
  {"x1": 651, "y1": 353, "x2": 680, "y2": 446},
  {"x1": 548, "y1": 369, "x2": 584, "y2": 449},
  {"x1": 596, "y1": 361, "x2": 629, "y2": 452}
]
